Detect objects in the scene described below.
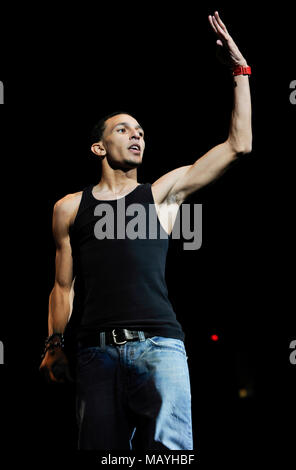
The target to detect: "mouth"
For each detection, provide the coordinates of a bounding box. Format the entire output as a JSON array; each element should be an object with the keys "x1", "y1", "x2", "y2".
[{"x1": 128, "y1": 144, "x2": 141, "y2": 155}]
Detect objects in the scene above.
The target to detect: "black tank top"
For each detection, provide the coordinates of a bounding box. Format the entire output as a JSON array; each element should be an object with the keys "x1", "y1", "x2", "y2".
[{"x1": 69, "y1": 183, "x2": 184, "y2": 341}]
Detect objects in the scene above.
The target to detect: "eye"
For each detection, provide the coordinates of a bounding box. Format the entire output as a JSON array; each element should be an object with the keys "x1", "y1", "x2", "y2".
[{"x1": 117, "y1": 128, "x2": 126, "y2": 133}]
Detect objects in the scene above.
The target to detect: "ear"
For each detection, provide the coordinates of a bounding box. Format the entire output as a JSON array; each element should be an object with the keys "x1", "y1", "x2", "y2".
[{"x1": 91, "y1": 141, "x2": 106, "y2": 159}]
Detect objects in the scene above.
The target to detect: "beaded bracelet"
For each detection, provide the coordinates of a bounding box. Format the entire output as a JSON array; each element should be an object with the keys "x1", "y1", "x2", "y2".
[{"x1": 41, "y1": 333, "x2": 64, "y2": 359}]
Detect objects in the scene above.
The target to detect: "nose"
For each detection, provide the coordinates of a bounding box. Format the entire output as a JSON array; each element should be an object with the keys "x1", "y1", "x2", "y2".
[{"x1": 129, "y1": 128, "x2": 141, "y2": 140}]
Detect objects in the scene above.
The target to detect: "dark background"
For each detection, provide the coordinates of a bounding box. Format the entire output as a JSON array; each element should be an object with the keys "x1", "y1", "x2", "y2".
[{"x1": 0, "y1": 2, "x2": 295, "y2": 467}]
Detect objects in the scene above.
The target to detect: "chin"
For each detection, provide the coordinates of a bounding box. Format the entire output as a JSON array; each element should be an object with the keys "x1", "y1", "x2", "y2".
[
  {"x1": 108, "y1": 158, "x2": 141, "y2": 170},
  {"x1": 125, "y1": 158, "x2": 142, "y2": 168}
]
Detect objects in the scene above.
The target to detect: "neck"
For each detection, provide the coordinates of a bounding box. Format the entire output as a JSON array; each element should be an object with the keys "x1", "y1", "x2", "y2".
[{"x1": 98, "y1": 165, "x2": 138, "y2": 194}]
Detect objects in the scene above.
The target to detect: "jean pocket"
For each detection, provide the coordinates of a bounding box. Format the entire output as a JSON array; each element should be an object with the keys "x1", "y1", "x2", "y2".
[
  {"x1": 147, "y1": 336, "x2": 187, "y2": 358},
  {"x1": 77, "y1": 347, "x2": 97, "y2": 368}
]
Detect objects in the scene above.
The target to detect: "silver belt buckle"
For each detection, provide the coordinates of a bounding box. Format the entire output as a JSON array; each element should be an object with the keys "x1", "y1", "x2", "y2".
[{"x1": 112, "y1": 329, "x2": 127, "y2": 345}]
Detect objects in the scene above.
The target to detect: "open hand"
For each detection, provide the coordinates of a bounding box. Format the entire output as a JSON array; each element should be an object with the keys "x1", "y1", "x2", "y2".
[{"x1": 208, "y1": 11, "x2": 247, "y2": 68}]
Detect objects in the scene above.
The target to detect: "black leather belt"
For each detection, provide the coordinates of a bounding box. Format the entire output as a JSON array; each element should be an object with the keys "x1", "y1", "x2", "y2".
[{"x1": 78, "y1": 328, "x2": 153, "y2": 348}]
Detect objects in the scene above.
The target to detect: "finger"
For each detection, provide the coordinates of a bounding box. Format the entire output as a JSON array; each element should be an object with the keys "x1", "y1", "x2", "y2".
[
  {"x1": 40, "y1": 365, "x2": 60, "y2": 384},
  {"x1": 56, "y1": 362, "x2": 74, "y2": 383},
  {"x1": 208, "y1": 15, "x2": 218, "y2": 34},
  {"x1": 49, "y1": 369, "x2": 64, "y2": 383},
  {"x1": 39, "y1": 364, "x2": 50, "y2": 383},
  {"x1": 51, "y1": 361, "x2": 67, "y2": 382},
  {"x1": 214, "y1": 11, "x2": 229, "y2": 34},
  {"x1": 212, "y1": 15, "x2": 228, "y2": 40},
  {"x1": 51, "y1": 360, "x2": 74, "y2": 383}
]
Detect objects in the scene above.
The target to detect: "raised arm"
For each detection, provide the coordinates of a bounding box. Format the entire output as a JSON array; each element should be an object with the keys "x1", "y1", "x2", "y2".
[{"x1": 152, "y1": 11, "x2": 252, "y2": 205}]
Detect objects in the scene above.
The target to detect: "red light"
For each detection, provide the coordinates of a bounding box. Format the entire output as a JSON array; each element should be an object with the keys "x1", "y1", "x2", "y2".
[{"x1": 211, "y1": 334, "x2": 219, "y2": 342}]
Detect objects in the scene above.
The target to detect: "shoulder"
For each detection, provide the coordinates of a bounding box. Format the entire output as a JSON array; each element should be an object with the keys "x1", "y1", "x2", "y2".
[{"x1": 53, "y1": 190, "x2": 83, "y2": 226}]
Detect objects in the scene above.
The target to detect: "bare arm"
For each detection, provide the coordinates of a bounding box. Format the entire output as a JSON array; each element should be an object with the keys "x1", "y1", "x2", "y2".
[
  {"x1": 40, "y1": 194, "x2": 81, "y2": 383},
  {"x1": 48, "y1": 199, "x2": 74, "y2": 335},
  {"x1": 152, "y1": 11, "x2": 252, "y2": 205}
]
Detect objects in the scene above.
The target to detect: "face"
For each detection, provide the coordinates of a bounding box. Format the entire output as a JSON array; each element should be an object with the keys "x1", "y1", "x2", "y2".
[{"x1": 96, "y1": 114, "x2": 145, "y2": 169}]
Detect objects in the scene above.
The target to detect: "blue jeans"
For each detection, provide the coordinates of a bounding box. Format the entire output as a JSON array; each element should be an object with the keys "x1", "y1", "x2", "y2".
[{"x1": 76, "y1": 335, "x2": 193, "y2": 450}]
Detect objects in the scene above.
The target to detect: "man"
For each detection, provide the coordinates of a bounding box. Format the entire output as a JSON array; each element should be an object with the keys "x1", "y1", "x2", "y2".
[{"x1": 39, "y1": 11, "x2": 252, "y2": 451}]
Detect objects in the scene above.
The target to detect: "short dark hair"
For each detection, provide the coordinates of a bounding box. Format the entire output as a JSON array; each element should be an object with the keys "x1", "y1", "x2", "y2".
[{"x1": 90, "y1": 110, "x2": 140, "y2": 145}]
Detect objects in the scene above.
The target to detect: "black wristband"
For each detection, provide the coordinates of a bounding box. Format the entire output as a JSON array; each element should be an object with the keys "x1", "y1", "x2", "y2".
[
  {"x1": 41, "y1": 333, "x2": 64, "y2": 359},
  {"x1": 45, "y1": 333, "x2": 64, "y2": 345}
]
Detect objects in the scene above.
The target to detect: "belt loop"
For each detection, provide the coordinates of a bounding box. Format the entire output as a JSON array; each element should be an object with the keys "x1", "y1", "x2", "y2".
[
  {"x1": 100, "y1": 332, "x2": 106, "y2": 349},
  {"x1": 138, "y1": 331, "x2": 145, "y2": 342}
]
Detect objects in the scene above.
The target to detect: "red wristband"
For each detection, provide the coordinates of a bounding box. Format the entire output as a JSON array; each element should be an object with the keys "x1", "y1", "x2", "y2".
[{"x1": 232, "y1": 65, "x2": 251, "y2": 76}]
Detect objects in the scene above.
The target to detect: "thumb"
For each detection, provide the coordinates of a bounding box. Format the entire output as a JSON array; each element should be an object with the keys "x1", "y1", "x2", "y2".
[{"x1": 216, "y1": 39, "x2": 223, "y2": 47}]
